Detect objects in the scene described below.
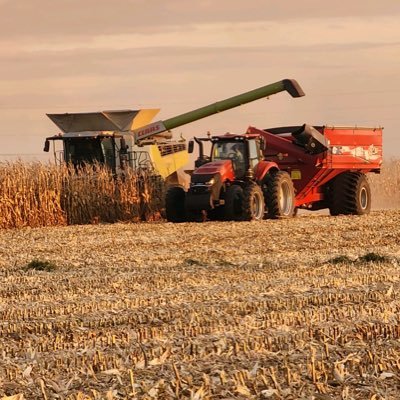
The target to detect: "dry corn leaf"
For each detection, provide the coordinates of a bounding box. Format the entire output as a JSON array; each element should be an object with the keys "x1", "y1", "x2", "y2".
[{"x1": 1, "y1": 396, "x2": 24, "y2": 400}]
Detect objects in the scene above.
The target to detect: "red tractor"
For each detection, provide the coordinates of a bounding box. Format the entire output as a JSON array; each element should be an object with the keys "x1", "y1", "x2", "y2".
[{"x1": 165, "y1": 123, "x2": 382, "y2": 222}]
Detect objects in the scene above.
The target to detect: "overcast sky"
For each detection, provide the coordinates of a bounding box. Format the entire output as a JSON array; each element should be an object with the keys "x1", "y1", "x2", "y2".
[{"x1": 1, "y1": 0, "x2": 399, "y2": 160}]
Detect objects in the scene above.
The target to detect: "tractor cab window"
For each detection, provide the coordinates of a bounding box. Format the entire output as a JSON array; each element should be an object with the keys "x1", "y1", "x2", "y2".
[
  {"x1": 248, "y1": 139, "x2": 261, "y2": 168},
  {"x1": 212, "y1": 141, "x2": 246, "y2": 177}
]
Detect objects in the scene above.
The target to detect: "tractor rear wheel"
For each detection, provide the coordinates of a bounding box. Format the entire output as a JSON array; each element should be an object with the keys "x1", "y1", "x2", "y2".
[
  {"x1": 329, "y1": 172, "x2": 371, "y2": 215},
  {"x1": 242, "y1": 183, "x2": 265, "y2": 221},
  {"x1": 165, "y1": 186, "x2": 186, "y2": 222},
  {"x1": 265, "y1": 171, "x2": 295, "y2": 218},
  {"x1": 223, "y1": 185, "x2": 244, "y2": 221}
]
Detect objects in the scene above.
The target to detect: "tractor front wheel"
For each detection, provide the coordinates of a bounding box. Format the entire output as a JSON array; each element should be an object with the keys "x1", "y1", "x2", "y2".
[
  {"x1": 223, "y1": 185, "x2": 244, "y2": 221},
  {"x1": 165, "y1": 186, "x2": 186, "y2": 222},
  {"x1": 242, "y1": 184, "x2": 265, "y2": 221},
  {"x1": 329, "y1": 172, "x2": 371, "y2": 215},
  {"x1": 265, "y1": 171, "x2": 295, "y2": 218}
]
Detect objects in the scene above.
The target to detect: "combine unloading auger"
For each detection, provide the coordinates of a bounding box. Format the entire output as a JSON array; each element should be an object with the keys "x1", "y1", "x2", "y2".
[{"x1": 132, "y1": 79, "x2": 305, "y2": 141}]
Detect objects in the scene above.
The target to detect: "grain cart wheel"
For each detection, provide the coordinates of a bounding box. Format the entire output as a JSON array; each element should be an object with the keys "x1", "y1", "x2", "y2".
[
  {"x1": 329, "y1": 172, "x2": 371, "y2": 216},
  {"x1": 223, "y1": 184, "x2": 244, "y2": 221},
  {"x1": 242, "y1": 183, "x2": 265, "y2": 221},
  {"x1": 165, "y1": 186, "x2": 186, "y2": 222},
  {"x1": 265, "y1": 171, "x2": 295, "y2": 219}
]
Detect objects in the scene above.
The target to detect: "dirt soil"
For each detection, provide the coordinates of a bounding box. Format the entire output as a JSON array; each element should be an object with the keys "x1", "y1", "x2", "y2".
[{"x1": 0, "y1": 211, "x2": 400, "y2": 399}]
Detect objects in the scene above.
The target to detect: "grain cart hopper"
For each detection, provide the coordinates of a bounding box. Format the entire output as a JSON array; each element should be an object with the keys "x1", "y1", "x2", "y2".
[
  {"x1": 165, "y1": 92, "x2": 382, "y2": 221},
  {"x1": 44, "y1": 79, "x2": 304, "y2": 186}
]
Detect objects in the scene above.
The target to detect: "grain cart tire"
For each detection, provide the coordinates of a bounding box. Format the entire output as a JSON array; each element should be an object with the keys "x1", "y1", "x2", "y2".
[
  {"x1": 223, "y1": 184, "x2": 244, "y2": 221},
  {"x1": 265, "y1": 171, "x2": 295, "y2": 219},
  {"x1": 165, "y1": 186, "x2": 186, "y2": 222},
  {"x1": 242, "y1": 183, "x2": 265, "y2": 221},
  {"x1": 329, "y1": 172, "x2": 371, "y2": 216}
]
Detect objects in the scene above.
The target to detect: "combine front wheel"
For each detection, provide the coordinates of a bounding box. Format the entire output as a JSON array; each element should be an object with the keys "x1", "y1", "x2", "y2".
[
  {"x1": 329, "y1": 172, "x2": 371, "y2": 216},
  {"x1": 242, "y1": 184, "x2": 265, "y2": 221},
  {"x1": 165, "y1": 186, "x2": 186, "y2": 222},
  {"x1": 265, "y1": 171, "x2": 295, "y2": 218}
]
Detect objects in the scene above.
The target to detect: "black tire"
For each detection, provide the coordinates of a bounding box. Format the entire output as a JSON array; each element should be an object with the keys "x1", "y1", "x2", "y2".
[
  {"x1": 207, "y1": 207, "x2": 223, "y2": 221},
  {"x1": 242, "y1": 183, "x2": 265, "y2": 221},
  {"x1": 185, "y1": 205, "x2": 204, "y2": 222},
  {"x1": 165, "y1": 186, "x2": 186, "y2": 222},
  {"x1": 223, "y1": 185, "x2": 244, "y2": 221},
  {"x1": 265, "y1": 171, "x2": 295, "y2": 219},
  {"x1": 328, "y1": 172, "x2": 371, "y2": 216}
]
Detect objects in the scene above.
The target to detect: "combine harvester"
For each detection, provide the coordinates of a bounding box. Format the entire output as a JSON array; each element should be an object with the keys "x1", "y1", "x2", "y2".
[
  {"x1": 44, "y1": 109, "x2": 189, "y2": 185},
  {"x1": 43, "y1": 79, "x2": 304, "y2": 187}
]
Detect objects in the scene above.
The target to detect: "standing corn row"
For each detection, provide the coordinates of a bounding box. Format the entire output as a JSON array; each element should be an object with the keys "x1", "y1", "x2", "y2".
[{"x1": 0, "y1": 162, "x2": 164, "y2": 229}]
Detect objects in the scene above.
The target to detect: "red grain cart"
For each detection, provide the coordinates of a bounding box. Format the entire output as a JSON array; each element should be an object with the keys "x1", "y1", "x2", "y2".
[{"x1": 251, "y1": 124, "x2": 382, "y2": 215}]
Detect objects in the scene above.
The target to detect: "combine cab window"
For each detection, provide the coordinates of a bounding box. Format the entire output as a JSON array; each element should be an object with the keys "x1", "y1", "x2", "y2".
[
  {"x1": 64, "y1": 137, "x2": 116, "y2": 169},
  {"x1": 64, "y1": 138, "x2": 105, "y2": 166}
]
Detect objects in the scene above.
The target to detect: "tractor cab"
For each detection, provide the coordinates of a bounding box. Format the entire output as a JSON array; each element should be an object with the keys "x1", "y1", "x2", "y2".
[
  {"x1": 211, "y1": 134, "x2": 263, "y2": 179},
  {"x1": 190, "y1": 134, "x2": 264, "y2": 180}
]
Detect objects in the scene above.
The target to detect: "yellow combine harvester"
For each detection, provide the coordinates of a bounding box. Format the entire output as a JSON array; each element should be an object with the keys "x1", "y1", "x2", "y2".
[
  {"x1": 44, "y1": 79, "x2": 306, "y2": 186},
  {"x1": 44, "y1": 109, "x2": 188, "y2": 185}
]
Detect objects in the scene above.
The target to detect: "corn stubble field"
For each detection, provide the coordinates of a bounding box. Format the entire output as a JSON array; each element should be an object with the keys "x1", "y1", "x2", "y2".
[{"x1": 0, "y1": 162, "x2": 400, "y2": 399}]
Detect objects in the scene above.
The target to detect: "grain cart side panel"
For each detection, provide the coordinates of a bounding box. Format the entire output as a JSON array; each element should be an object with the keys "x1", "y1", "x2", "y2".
[
  {"x1": 323, "y1": 127, "x2": 382, "y2": 172},
  {"x1": 297, "y1": 127, "x2": 383, "y2": 206}
]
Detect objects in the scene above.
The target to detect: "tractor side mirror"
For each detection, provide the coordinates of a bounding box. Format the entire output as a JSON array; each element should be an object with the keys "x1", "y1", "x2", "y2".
[
  {"x1": 43, "y1": 139, "x2": 50, "y2": 152},
  {"x1": 188, "y1": 140, "x2": 194, "y2": 153}
]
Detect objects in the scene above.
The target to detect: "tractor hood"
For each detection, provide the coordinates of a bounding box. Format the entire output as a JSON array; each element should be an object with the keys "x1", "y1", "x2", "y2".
[
  {"x1": 192, "y1": 160, "x2": 235, "y2": 182},
  {"x1": 47, "y1": 109, "x2": 160, "y2": 133}
]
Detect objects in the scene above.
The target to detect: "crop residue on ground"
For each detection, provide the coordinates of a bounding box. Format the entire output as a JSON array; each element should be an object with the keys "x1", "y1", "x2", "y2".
[{"x1": 0, "y1": 211, "x2": 399, "y2": 398}]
